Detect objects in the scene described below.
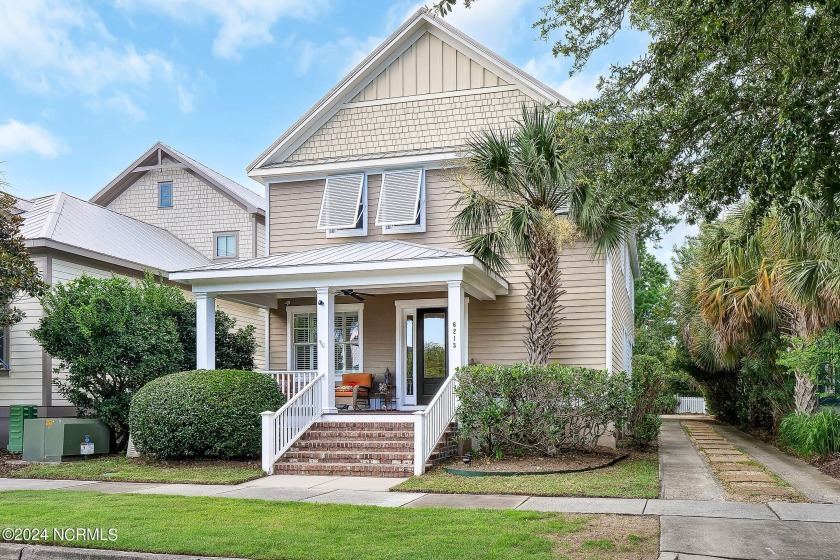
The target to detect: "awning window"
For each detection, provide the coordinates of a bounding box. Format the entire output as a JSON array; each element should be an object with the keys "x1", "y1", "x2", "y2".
[
  {"x1": 317, "y1": 174, "x2": 366, "y2": 230},
  {"x1": 375, "y1": 169, "x2": 423, "y2": 227}
]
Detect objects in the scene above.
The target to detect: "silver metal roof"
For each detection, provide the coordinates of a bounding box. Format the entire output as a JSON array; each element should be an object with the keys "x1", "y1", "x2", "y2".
[
  {"x1": 183, "y1": 240, "x2": 472, "y2": 272},
  {"x1": 22, "y1": 193, "x2": 211, "y2": 272}
]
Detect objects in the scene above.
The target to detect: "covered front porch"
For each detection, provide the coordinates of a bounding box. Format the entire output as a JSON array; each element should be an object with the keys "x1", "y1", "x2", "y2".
[{"x1": 170, "y1": 241, "x2": 508, "y2": 474}]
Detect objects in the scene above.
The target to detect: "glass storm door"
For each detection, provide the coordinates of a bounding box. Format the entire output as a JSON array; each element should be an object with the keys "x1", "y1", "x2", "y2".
[{"x1": 417, "y1": 308, "x2": 448, "y2": 405}]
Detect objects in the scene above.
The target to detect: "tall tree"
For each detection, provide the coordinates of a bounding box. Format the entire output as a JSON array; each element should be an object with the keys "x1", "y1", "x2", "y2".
[
  {"x1": 452, "y1": 105, "x2": 632, "y2": 363},
  {"x1": 435, "y1": 1, "x2": 840, "y2": 228},
  {"x1": 0, "y1": 179, "x2": 47, "y2": 331}
]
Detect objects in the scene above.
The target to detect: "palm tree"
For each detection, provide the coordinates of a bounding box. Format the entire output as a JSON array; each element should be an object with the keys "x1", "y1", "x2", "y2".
[
  {"x1": 452, "y1": 105, "x2": 632, "y2": 364},
  {"x1": 676, "y1": 199, "x2": 840, "y2": 413}
]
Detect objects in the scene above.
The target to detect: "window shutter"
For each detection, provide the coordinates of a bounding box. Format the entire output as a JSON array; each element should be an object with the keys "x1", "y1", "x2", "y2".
[
  {"x1": 375, "y1": 169, "x2": 423, "y2": 226},
  {"x1": 317, "y1": 174, "x2": 365, "y2": 230}
]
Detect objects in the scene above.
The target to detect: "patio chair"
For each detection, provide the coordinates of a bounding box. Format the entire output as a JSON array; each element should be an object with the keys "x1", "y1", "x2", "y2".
[{"x1": 335, "y1": 373, "x2": 373, "y2": 410}]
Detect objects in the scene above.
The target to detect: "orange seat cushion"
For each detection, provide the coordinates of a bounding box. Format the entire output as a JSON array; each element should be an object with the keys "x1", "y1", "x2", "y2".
[
  {"x1": 335, "y1": 391, "x2": 354, "y2": 397},
  {"x1": 341, "y1": 373, "x2": 373, "y2": 388}
]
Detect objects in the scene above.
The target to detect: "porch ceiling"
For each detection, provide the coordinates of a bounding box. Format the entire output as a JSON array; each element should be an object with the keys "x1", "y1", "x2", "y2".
[{"x1": 169, "y1": 240, "x2": 508, "y2": 301}]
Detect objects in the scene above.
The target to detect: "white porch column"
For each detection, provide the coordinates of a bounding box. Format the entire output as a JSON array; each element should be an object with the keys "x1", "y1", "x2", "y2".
[
  {"x1": 447, "y1": 281, "x2": 467, "y2": 377},
  {"x1": 316, "y1": 287, "x2": 337, "y2": 413},
  {"x1": 195, "y1": 292, "x2": 216, "y2": 370}
]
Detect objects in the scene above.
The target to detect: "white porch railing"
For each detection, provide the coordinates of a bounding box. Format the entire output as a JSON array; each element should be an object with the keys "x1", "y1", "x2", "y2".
[
  {"x1": 676, "y1": 396, "x2": 707, "y2": 414},
  {"x1": 262, "y1": 370, "x2": 318, "y2": 399},
  {"x1": 413, "y1": 373, "x2": 459, "y2": 475},
  {"x1": 260, "y1": 372, "x2": 326, "y2": 474}
]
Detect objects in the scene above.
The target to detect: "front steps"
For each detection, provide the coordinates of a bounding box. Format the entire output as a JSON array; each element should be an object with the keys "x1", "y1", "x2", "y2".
[{"x1": 274, "y1": 422, "x2": 415, "y2": 477}]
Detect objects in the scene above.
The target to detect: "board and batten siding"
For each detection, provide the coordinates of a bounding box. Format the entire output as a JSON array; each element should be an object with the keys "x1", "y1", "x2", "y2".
[
  {"x1": 105, "y1": 167, "x2": 256, "y2": 262},
  {"x1": 267, "y1": 169, "x2": 608, "y2": 369}
]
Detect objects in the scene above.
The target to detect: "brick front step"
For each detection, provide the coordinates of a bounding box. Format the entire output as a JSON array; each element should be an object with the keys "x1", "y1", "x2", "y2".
[
  {"x1": 291, "y1": 439, "x2": 414, "y2": 451},
  {"x1": 300, "y1": 430, "x2": 414, "y2": 441},
  {"x1": 282, "y1": 450, "x2": 414, "y2": 464},
  {"x1": 273, "y1": 462, "x2": 414, "y2": 477}
]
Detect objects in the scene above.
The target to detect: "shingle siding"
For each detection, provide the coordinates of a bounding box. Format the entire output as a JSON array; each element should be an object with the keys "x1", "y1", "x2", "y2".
[
  {"x1": 286, "y1": 89, "x2": 534, "y2": 163},
  {"x1": 106, "y1": 168, "x2": 255, "y2": 261}
]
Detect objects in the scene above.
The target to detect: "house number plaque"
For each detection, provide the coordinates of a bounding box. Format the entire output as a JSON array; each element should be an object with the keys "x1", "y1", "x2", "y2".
[{"x1": 452, "y1": 321, "x2": 457, "y2": 348}]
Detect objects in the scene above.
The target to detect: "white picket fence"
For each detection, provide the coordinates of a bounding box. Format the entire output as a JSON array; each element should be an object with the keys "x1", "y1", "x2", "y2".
[{"x1": 675, "y1": 396, "x2": 707, "y2": 414}]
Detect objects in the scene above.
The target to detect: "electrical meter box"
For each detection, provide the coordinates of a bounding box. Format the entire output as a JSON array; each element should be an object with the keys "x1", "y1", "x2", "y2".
[{"x1": 22, "y1": 418, "x2": 110, "y2": 462}]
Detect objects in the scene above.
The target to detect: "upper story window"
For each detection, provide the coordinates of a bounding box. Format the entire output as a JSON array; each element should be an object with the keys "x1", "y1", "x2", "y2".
[
  {"x1": 317, "y1": 174, "x2": 367, "y2": 238},
  {"x1": 214, "y1": 231, "x2": 238, "y2": 259},
  {"x1": 158, "y1": 182, "x2": 173, "y2": 208},
  {"x1": 0, "y1": 326, "x2": 9, "y2": 372},
  {"x1": 376, "y1": 169, "x2": 425, "y2": 234}
]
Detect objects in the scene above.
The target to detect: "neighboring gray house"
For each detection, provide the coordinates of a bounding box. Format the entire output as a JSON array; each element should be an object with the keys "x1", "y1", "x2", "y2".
[{"x1": 2, "y1": 145, "x2": 269, "y2": 446}]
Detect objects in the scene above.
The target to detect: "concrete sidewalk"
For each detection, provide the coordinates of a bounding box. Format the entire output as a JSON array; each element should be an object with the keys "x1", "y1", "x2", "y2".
[{"x1": 4, "y1": 475, "x2": 840, "y2": 523}]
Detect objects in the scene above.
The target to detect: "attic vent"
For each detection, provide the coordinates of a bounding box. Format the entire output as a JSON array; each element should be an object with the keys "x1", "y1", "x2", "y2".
[
  {"x1": 317, "y1": 174, "x2": 366, "y2": 230},
  {"x1": 375, "y1": 169, "x2": 423, "y2": 227}
]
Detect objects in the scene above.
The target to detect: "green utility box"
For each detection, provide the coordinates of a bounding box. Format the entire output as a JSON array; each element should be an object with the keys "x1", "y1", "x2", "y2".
[
  {"x1": 22, "y1": 418, "x2": 110, "y2": 462},
  {"x1": 7, "y1": 405, "x2": 37, "y2": 453}
]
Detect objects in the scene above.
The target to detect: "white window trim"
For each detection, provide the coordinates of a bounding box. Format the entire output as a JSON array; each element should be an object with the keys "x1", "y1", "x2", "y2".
[
  {"x1": 381, "y1": 170, "x2": 426, "y2": 234},
  {"x1": 320, "y1": 175, "x2": 368, "y2": 238},
  {"x1": 0, "y1": 325, "x2": 9, "y2": 372},
  {"x1": 286, "y1": 303, "x2": 364, "y2": 379},
  {"x1": 625, "y1": 243, "x2": 633, "y2": 301},
  {"x1": 158, "y1": 181, "x2": 173, "y2": 208}
]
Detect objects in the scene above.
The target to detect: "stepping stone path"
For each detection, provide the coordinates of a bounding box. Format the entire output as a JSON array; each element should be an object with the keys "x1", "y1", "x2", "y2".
[{"x1": 681, "y1": 421, "x2": 807, "y2": 503}]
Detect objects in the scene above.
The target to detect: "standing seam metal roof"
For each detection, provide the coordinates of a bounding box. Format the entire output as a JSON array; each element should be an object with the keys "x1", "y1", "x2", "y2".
[{"x1": 22, "y1": 193, "x2": 211, "y2": 272}]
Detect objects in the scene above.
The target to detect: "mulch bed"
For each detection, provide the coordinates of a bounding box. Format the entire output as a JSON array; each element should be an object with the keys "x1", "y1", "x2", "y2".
[
  {"x1": 446, "y1": 448, "x2": 625, "y2": 475},
  {"x1": 810, "y1": 454, "x2": 840, "y2": 479},
  {"x1": 0, "y1": 449, "x2": 28, "y2": 476}
]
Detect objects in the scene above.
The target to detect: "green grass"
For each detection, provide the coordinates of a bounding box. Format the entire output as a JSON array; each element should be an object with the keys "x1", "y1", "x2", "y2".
[
  {"x1": 0, "y1": 491, "x2": 656, "y2": 560},
  {"x1": 7, "y1": 456, "x2": 262, "y2": 485},
  {"x1": 392, "y1": 454, "x2": 659, "y2": 499}
]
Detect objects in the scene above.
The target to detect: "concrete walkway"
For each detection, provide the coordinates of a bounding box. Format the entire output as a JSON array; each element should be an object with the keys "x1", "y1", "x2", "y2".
[{"x1": 659, "y1": 417, "x2": 726, "y2": 500}]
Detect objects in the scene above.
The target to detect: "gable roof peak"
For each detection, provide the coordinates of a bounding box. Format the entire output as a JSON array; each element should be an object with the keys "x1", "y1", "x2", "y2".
[{"x1": 247, "y1": 8, "x2": 570, "y2": 174}]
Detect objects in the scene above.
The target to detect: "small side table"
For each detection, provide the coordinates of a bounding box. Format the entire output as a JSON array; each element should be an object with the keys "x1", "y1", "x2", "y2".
[{"x1": 372, "y1": 386, "x2": 396, "y2": 411}]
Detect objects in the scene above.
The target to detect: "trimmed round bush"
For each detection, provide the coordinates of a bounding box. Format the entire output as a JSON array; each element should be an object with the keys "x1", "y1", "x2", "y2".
[{"x1": 129, "y1": 369, "x2": 285, "y2": 459}]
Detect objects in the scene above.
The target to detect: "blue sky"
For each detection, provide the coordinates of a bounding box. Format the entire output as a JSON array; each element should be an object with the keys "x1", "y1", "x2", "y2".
[{"x1": 0, "y1": 0, "x2": 694, "y2": 265}]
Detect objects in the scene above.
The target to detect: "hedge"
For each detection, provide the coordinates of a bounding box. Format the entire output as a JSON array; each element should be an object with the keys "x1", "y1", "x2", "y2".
[{"x1": 129, "y1": 369, "x2": 285, "y2": 460}]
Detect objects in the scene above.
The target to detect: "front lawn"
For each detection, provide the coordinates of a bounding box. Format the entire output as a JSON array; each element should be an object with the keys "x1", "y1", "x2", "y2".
[
  {"x1": 0, "y1": 491, "x2": 659, "y2": 560},
  {"x1": 393, "y1": 453, "x2": 659, "y2": 499},
  {"x1": 7, "y1": 456, "x2": 262, "y2": 485}
]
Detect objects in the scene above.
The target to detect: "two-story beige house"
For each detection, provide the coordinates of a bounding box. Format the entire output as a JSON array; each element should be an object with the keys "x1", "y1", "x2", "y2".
[
  {"x1": 172, "y1": 10, "x2": 638, "y2": 477},
  {"x1": 1, "y1": 144, "x2": 269, "y2": 446}
]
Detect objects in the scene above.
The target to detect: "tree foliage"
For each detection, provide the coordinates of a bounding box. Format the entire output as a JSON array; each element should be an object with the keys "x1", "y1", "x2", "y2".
[
  {"x1": 0, "y1": 191, "x2": 47, "y2": 330},
  {"x1": 31, "y1": 274, "x2": 257, "y2": 448},
  {"x1": 436, "y1": 1, "x2": 840, "y2": 229}
]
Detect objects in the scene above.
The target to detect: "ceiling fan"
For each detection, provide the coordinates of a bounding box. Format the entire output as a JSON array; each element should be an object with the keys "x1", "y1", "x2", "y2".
[{"x1": 339, "y1": 289, "x2": 376, "y2": 301}]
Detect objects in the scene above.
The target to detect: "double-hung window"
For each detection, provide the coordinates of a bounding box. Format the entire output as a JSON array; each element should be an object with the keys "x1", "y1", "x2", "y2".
[
  {"x1": 376, "y1": 169, "x2": 425, "y2": 233},
  {"x1": 288, "y1": 306, "x2": 363, "y2": 375},
  {"x1": 0, "y1": 326, "x2": 9, "y2": 372},
  {"x1": 158, "y1": 182, "x2": 173, "y2": 207},
  {"x1": 317, "y1": 174, "x2": 367, "y2": 237},
  {"x1": 214, "y1": 231, "x2": 238, "y2": 259}
]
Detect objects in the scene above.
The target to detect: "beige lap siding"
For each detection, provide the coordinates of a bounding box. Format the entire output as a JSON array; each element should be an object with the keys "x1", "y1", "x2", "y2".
[
  {"x1": 213, "y1": 299, "x2": 267, "y2": 371},
  {"x1": 0, "y1": 255, "x2": 47, "y2": 407},
  {"x1": 105, "y1": 167, "x2": 255, "y2": 261}
]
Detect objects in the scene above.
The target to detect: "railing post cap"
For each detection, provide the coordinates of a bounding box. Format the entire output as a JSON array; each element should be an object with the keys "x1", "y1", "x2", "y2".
[{"x1": 260, "y1": 410, "x2": 274, "y2": 417}]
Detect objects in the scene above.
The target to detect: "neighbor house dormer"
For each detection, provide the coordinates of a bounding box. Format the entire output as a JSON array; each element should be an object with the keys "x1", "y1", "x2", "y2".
[
  {"x1": 90, "y1": 142, "x2": 267, "y2": 261},
  {"x1": 245, "y1": 9, "x2": 569, "y2": 255}
]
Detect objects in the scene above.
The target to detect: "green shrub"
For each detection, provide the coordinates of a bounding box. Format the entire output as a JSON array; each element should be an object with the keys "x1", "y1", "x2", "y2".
[
  {"x1": 129, "y1": 370, "x2": 285, "y2": 459},
  {"x1": 625, "y1": 355, "x2": 677, "y2": 447},
  {"x1": 778, "y1": 409, "x2": 840, "y2": 458},
  {"x1": 455, "y1": 364, "x2": 630, "y2": 457}
]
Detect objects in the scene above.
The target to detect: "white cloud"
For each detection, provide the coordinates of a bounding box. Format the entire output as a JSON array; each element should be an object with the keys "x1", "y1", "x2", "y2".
[
  {"x1": 522, "y1": 52, "x2": 604, "y2": 102},
  {"x1": 103, "y1": 93, "x2": 147, "y2": 121},
  {"x1": 291, "y1": 35, "x2": 385, "y2": 79},
  {"x1": 0, "y1": 120, "x2": 68, "y2": 158},
  {"x1": 116, "y1": 0, "x2": 330, "y2": 60},
  {"x1": 0, "y1": 0, "x2": 197, "y2": 116}
]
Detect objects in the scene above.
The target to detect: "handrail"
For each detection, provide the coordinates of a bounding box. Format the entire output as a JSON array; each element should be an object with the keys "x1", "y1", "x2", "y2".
[
  {"x1": 260, "y1": 372, "x2": 326, "y2": 474},
  {"x1": 261, "y1": 370, "x2": 318, "y2": 399},
  {"x1": 413, "y1": 373, "x2": 459, "y2": 475}
]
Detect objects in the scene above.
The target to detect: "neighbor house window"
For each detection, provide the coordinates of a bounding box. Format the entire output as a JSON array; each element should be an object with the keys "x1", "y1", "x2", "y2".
[
  {"x1": 288, "y1": 306, "x2": 363, "y2": 374},
  {"x1": 213, "y1": 232, "x2": 238, "y2": 259},
  {"x1": 376, "y1": 169, "x2": 425, "y2": 234},
  {"x1": 317, "y1": 174, "x2": 367, "y2": 238},
  {"x1": 158, "y1": 182, "x2": 172, "y2": 207},
  {"x1": 0, "y1": 326, "x2": 9, "y2": 371}
]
